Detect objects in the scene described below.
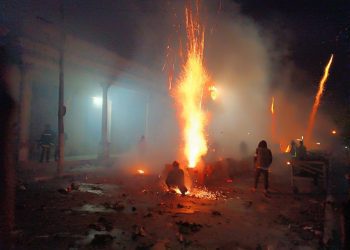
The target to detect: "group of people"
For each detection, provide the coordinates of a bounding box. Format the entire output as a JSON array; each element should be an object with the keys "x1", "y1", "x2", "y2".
[
  {"x1": 290, "y1": 140, "x2": 307, "y2": 160},
  {"x1": 165, "y1": 139, "x2": 274, "y2": 195}
]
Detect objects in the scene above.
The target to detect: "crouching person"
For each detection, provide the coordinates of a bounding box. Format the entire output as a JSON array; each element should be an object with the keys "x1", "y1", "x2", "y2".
[{"x1": 166, "y1": 161, "x2": 188, "y2": 195}]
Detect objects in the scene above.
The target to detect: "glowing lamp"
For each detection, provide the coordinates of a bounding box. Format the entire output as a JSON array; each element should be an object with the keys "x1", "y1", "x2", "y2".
[{"x1": 92, "y1": 97, "x2": 102, "y2": 107}]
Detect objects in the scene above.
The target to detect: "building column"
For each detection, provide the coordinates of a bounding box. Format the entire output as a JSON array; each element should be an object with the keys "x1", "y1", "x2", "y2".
[
  {"x1": 99, "y1": 83, "x2": 111, "y2": 162},
  {"x1": 18, "y1": 64, "x2": 32, "y2": 162}
]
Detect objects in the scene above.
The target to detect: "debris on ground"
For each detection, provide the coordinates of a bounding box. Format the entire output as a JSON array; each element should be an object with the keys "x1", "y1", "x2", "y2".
[
  {"x1": 212, "y1": 210, "x2": 222, "y2": 216},
  {"x1": 101, "y1": 201, "x2": 125, "y2": 211},
  {"x1": 176, "y1": 221, "x2": 202, "y2": 235},
  {"x1": 57, "y1": 187, "x2": 71, "y2": 194},
  {"x1": 90, "y1": 234, "x2": 114, "y2": 246},
  {"x1": 132, "y1": 225, "x2": 147, "y2": 240},
  {"x1": 98, "y1": 216, "x2": 114, "y2": 231},
  {"x1": 243, "y1": 200, "x2": 253, "y2": 208},
  {"x1": 177, "y1": 203, "x2": 185, "y2": 208},
  {"x1": 274, "y1": 214, "x2": 292, "y2": 225}
]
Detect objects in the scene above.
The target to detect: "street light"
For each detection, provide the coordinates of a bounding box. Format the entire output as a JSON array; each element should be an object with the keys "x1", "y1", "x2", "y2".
[{"x1": 92, "y1": 97, "x2": 102, "y2": 107}]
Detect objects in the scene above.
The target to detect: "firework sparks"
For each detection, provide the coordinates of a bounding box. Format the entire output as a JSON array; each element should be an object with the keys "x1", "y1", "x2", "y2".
[
  {"x1": 306, "y1": 54, "x2": 334, "y2": 143},
  {"x1": 173, "y1": 3, "x2": 209, "y2": 168},
  {"x1": 271, "y1": 97, "x2": 276, "y2": 142}
]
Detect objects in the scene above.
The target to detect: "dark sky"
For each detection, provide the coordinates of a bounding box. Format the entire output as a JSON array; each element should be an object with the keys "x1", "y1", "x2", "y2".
[{"x1": 235, "y1": 0, "x2": 350, "y2": 110}]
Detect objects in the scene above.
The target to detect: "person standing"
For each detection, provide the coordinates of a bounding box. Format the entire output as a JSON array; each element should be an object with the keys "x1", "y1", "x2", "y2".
[
  {"x1": 252, "y1": 140, "x2": 273, "y2": 194},
  {"x1": 38, "y1": 124, "x2": 54, "y2": 163}
]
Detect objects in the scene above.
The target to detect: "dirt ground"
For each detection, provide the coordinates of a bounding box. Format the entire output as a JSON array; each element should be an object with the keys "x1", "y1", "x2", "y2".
[{"x1": 13, "y1": 161, "x2": 326, "y2": 250}]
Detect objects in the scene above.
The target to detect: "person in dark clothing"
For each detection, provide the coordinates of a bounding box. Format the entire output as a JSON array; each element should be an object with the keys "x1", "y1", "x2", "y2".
[
  {"x1": 252, "y1": 140, "x2": 273, "y2": 194},
  {"x1": 39, "y1": 124, "x2": 54, "y2": 162},
  {"x1": 290, "y1": 140, "x2": 297, "y2": 158},
  {"x1": 166, "y1": 161, "x2": 188, "y2": 195},
  {"x1": 297, "y1": 140, "x2": 307, "y2": 160}
]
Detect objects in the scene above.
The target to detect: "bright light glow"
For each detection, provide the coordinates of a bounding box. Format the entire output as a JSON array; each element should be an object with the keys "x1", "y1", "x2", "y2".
[
  {"x1": 316, "y1": 142, "x2": 321, "y2": 145},
  {"x1": 270, "y1": 97, "x2": 275, "y2": 114},
  {"x1": 286, "y1": 161, "x2": 291, "y2": 165},
  {"x1": 92, "y1": 97, "x2": 102, "y2": 107},
  {"x1": 331, "y1": 130, "x2": 337, "y2": 135},
  {"x1": 137, "y1": 169, "x2": 145, "y2": 175},
  {"x1": 208, "y1": 85, "x2": 218, "y2": 100}
]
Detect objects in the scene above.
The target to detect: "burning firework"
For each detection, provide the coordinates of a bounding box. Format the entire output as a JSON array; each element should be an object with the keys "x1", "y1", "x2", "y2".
[
  {"x1": 270, "y1": 96, "x2": 275, "y2": 115},
  {"x1": 270, "y1": 96, "x2": 276, "y2": 142},
  {"x1": 306, "y1": 54, "x2": 334, "y2": 143},
  {"x1": 173, "y1": 3, "x2": 209, "y2": 168}
]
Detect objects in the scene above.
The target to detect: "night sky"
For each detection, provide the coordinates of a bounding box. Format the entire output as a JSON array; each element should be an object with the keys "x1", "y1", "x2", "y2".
[{"x1": 236, "y1": 0, "x2": 350, "y2": 110}]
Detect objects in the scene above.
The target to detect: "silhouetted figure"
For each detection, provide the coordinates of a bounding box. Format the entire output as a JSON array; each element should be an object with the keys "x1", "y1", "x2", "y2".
[
  {"x1": 253, "y1": 140, "x2": 273, "y2": 193},
  {"x1": 39, "y1": 124, "x2": 54, "y2": 162},
  {"x1": 290, "y1": 140, "x2": 297, "y2": 158},
  {"x1": 166, "y1": 161, "x2": 188, "y2": 195},
  {"x1": 297, "y1": 140, "x2": 307, "y2": 160}
]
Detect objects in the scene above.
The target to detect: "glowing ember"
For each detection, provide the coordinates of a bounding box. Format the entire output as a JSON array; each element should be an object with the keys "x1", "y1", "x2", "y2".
[
  {"x1": 286, "y1": 161, "x2": 291, "y2": 166},
  {"x1": 137, "y1": 169, "x2": 145, "y2": 175},
  {"x1": 306, "y1": 54, "x2": 334, "y2": 143},
  {"x1": 284, "y1": 145, "x2": 291, "y2": 153},
  {"x1": 208, "y1": 85, "x2": 218, "y2": 100},
  {"x1": 331, "y1": 130, "x2": 337, "y2": 135},
  {"x1": 174, "y1": 187, "x2": 225, "y2": 200},
  {"x1": 270, "y1": 97, "x2": 275, "y2": 115},
  {"x1": 173, "y1": 3, "x2": 208, "y2": 168}
]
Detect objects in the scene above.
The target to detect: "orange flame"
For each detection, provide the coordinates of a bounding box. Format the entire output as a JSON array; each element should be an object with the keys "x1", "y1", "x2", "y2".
[
  {"x1": 137, "y1": 169, "x2": 145, "y2": 175},
  {"x1": 306, "y1": 54, "x2": 333, "y2": 143},
  {"x1": 285, "y1": 145, "x2": 290, "y2": 153},
  {"x1": 173, "y1": 3, "x2": 208, "y2": 168},
  {"x1": 270, "y1": 97, "x2": 275, "y2": 114},
  {"x1": 271, "y1": 97, "x2": 276, "y2": 142}
]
